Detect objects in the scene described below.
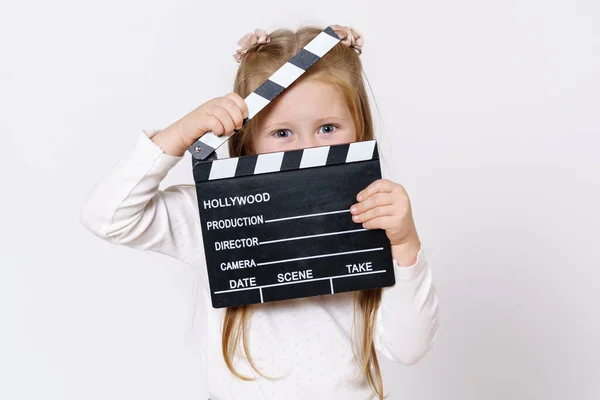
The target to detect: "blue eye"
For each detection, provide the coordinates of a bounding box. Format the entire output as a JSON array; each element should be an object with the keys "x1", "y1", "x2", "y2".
[
  {"x1": 319, "y1": 124, "x2": 337, "y2": 134},
  {"x1": 273, "y1": 129, "x2": 291, "y2": 138}
]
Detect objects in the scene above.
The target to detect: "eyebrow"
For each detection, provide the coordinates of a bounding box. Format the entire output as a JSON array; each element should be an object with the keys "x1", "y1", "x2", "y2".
[{"x1": 263, "y1": 116, "x2": 346, "y2": 130}]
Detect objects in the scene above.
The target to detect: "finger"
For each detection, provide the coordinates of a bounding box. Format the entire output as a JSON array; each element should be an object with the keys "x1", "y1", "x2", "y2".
[
  {"x1": 203, "y1": 115, "x2": 225, "y2": 136},
  {"x1": 219, "y1": 98, "x2": 245, "y2": 130},
  {"x1": 357, "y1": 179, "x2": 397, "y2": 201},
  {"x1": 361, "y1": 216, "x2": 396, "y2": 231},
  {"x1": 225, "y1": 93, "x2": 248, "y2": 119},
  {"x1": 210, "y1": 106, "x2": 236, "y2": 136},
  {"x1": 350, "y1": 193, "x2": 393, "y2": 215},
  {"x1": 352, "y1": 205, "x2": 396, "y2": 224}
]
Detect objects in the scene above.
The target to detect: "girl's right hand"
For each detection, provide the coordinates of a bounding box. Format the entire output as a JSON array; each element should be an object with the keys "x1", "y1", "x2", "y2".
[{"x1": 151, "y1": 93, "x2": 248, "y2": 157}]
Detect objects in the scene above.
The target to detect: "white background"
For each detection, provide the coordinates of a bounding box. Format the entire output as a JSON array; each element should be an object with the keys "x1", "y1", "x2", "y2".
[{"x1": 1, "y1": 0, "x2": 599, "y2": 399}]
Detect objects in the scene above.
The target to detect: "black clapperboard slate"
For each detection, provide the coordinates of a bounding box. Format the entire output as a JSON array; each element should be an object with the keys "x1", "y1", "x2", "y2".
[
  {"x1": 192, "y1": 143, "x2": 395, "y2": 308},
  {"x1": 188, "y1": 27, "x2": 395, "y2": 308}
]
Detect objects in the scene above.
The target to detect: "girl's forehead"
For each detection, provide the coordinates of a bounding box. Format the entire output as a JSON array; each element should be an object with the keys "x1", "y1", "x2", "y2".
[{"x1": 259, "y1": 79, "x2": 350, "y2": 126}]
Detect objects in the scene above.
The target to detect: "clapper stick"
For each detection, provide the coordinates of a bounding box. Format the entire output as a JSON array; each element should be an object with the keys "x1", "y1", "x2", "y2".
[{"x1": 187, "y1": 26, "x2": 342, "y2": 161}]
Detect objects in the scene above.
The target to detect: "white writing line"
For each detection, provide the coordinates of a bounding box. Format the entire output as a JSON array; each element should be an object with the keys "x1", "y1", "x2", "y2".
[
  {"x1": 214, "y1": 270, "x2": 386, "y2": 294},
  {"x1": 259, "y1": 288, "x2": 264, "y2": 303},
  {"x1": 260, "y1": 228, "x2": 367, "y2": 245},
  {"x1": 256, "y1": 247, "x2": 384, "y2": 266},
  {"x1": 330, "y1": 278, "x2": 334, "y2": 294},
  {"x1": 264, "y1": 209, "x2": 350, "y2": 224}
]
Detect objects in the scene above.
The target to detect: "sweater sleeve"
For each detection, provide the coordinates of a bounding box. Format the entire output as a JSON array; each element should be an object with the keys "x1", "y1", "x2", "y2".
[
  {"x1": 374, "y1": 246, "x2": 440, "y2": 364},
  {"x1": 79, "y1": 130, "x2": 203, "y2": 265}
]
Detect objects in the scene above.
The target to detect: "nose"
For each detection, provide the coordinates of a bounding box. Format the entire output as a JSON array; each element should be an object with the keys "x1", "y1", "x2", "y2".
[{"x1": 296, "y1": 134, "x2": 319, "y2": 150}]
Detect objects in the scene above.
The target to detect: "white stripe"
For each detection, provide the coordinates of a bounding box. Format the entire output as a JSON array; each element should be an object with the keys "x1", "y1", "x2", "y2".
[
  {"x1": 259, "y1": 288, "x2": 264, "y2": 303},
  {"x1": 208, "y1": 157, "x2": 239, "y2": 180},
  {"x1": 257, "y1": 247, "x2": 384, "y2": 266},
  {"x1": 269, "y1": 62, "x2": 306, "y2": 88},
  {"x1": 245, "y1": 92, "x2": 271, "y2": 119},
  {"x1": 214, "y1": 270, "x2": 386, "y2": 294},
  {"x1": 346, "y1": 140, "x2": 376, "y2": 163},
  {"x1": 303, "y1": 31, "x2": 340, "y2": 57},
  {"x1": 199, "y1": 132, "x2": 228, "y2": 149},
  {"x1": 300, "y1": 146, "x2": 330, "y2": 168},
  {"x1": 330, "y1": 278, "x2": 334, "y2": 294},
  {"x1": 254, "y1": 152, "x2": 285, "y2": 174},
  {"x1": 265, "y1": 209, "x2": 349, "y2": 223},
  {"x1": 260, "y1": 229, "x2": 367, "y2": 245}
]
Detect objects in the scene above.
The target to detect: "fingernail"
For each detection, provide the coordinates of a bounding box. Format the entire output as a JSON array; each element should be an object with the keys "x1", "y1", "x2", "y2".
[{"x1": 350, "y1": 206, "x2": 357, "y2": 213}]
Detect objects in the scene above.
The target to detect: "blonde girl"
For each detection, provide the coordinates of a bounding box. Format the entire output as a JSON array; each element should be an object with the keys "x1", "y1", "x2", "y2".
[{"x1": 81, "y1": 25, "x2": 439, "y2": 400}]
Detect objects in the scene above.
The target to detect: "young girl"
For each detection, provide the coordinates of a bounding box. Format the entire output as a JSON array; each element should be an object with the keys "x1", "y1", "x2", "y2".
[{"x1": 80, "y1": 25, "x2": 439, "y2": 400}]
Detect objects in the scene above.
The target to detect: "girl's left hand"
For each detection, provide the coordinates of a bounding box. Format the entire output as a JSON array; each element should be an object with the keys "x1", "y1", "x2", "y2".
[{"x1": 350, "y1": 179, "x2": 421, "y2": 264}]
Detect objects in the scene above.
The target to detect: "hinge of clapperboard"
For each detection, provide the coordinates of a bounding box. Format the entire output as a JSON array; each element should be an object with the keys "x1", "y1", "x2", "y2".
[{"x1": 187, "y1": 26, "x2": 343, "y2": 163}]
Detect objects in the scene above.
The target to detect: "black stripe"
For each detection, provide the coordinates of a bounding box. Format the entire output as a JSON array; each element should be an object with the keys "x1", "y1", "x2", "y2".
[
  {"x1": 235, "y1": 155, "x2": 258, "y2": 177},
  {"x1": 324, "y1": 26, "x2": 340, "y2": 39},
  {"x1": 326, "y1": 143, "x2": 350, "y2": 165},
  {"x1": 372, "y1": 142, "x2": 380, "y2": 160},
  {"x1": 280, "y1": 149, "x2": 303, "y2": 171},
  {"x1": 192, "y1": 159, "x2": 213, "y2": 182},
  {"x1": 254, "y1": 79, "x2": 285, "y2": 101},
  {"x1": 288, "y1": 49, "x2": 321, "y2": 71}
]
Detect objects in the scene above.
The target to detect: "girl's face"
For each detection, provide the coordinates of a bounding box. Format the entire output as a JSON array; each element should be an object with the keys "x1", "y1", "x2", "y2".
[{"x1": 252, "y1": 78, "x2": 357, "y2": 154}]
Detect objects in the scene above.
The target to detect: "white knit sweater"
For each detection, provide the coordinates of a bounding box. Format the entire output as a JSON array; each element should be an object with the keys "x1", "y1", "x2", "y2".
[{"x1": 79, "y1": 130, "x2": 439, "y2": 400}]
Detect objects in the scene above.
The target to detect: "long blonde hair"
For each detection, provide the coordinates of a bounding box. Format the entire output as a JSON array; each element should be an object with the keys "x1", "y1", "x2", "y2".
[{"x1": 224, "y1": 26, "x2": 384, "y2": 398}]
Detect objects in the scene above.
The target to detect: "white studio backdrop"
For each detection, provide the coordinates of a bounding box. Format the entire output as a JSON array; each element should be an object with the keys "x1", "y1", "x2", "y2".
[{"x1": 1, "y1": 0, "x2": 598, "y2": 399}]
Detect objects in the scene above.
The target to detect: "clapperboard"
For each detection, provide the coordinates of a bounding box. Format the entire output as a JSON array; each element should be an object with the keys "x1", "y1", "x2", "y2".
[{"x1": 188, "y1": 27, "x2": 395, "y2": 308}]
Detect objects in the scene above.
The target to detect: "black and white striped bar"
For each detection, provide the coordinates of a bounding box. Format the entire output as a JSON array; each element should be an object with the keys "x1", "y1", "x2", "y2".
[
  {"x1": 193, "y1": 140, "x2": 395, "y2": 308},
  {"x1": 188, "y1": 26, "x2": 341, "y2": 161},
  {"x1": 193, "y1": 140, "x2": 378, "y2": 182}
]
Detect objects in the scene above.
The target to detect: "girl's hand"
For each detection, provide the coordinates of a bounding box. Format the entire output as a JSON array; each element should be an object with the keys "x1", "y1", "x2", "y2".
[
  {"x1": 152, "y1": 93, "x2": 248, "y2": 157},
  {"x1": 350, "y1": 179, "x2": 421, "y2": 266}
]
